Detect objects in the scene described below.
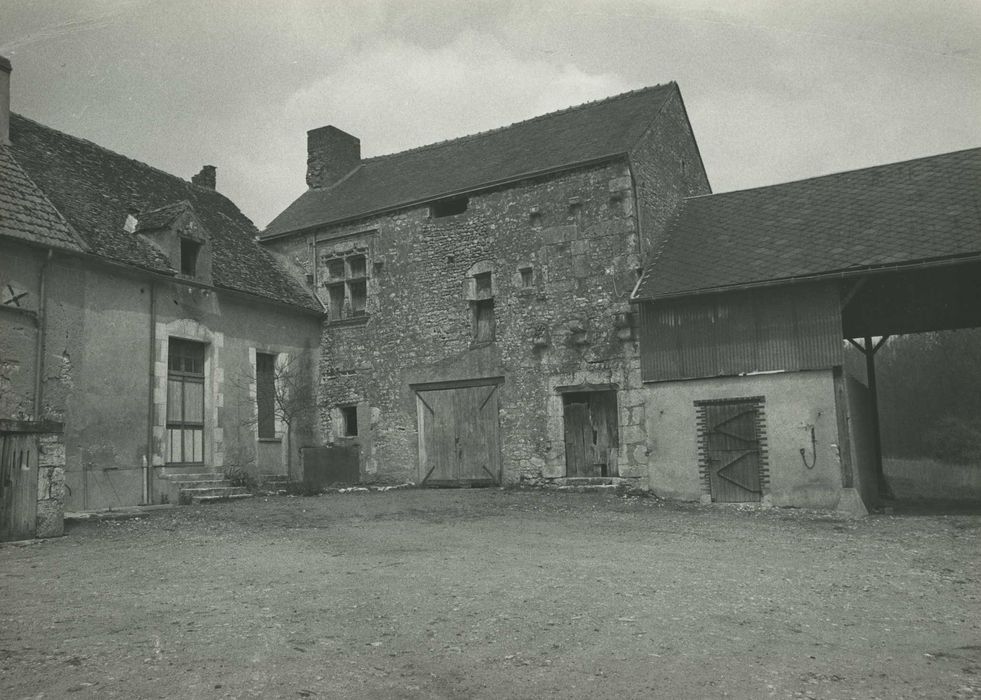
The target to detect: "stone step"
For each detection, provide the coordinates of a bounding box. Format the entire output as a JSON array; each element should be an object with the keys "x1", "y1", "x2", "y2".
[
  {"x1": 191, "y1": 492, "x2": 255, "y2": 505},
  {"x1": 551, "y1": 477, "x2": 629, "y2": 487},
  {"x1": 163, "y1": 472, "x2": 226, "y2": 483},
  {"x1": 181, "y1": 485, "x2": 250, "y2": 499}
]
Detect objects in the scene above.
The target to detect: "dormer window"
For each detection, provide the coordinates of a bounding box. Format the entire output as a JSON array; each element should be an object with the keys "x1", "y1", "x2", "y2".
[{"x1": 180, "y1": 238, "x2": 201, "y2": 277}]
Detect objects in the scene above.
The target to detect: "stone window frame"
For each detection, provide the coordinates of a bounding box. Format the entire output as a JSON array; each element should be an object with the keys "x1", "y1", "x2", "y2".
[{"x1": 321, "y1": 251, "x2": 369, "y2": 323}]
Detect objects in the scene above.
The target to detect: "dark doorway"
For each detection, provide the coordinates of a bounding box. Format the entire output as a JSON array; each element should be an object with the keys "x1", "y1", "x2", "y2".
[{"x1": 562, "y1": 391, "x2": 619, "y2": 477}]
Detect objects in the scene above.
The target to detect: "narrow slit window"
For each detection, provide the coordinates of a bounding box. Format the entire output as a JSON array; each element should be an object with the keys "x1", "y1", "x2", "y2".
[
  {"x1": 180, "y1": 238, "x2": 201, "y2": 277},
  {"x1": 349, "y1": 280, "x2": 367, "y2": 316},
  {"x1": 256, "y1": 352, "x2": 277, "y2": 439},
  {"x1": 340, "y1": 405, "x2": 358, "y2": 437},
  {"x1": 473, "y1": 298, "x2": 495, "y2": 344},
  {"x1": 327, "y1": 284, "x2": 345, "y2": 321}
]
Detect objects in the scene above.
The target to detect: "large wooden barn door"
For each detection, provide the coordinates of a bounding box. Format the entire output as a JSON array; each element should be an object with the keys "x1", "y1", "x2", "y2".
[
  {"x1": 703, "y1": 401, "x2": 763, "y2": 502},
  {"x1": 417, "y1": 382, "x2": 501, "y2": 486},
  {"x1": 0, "y1": 433, "x2": 38, "y2": 542}
]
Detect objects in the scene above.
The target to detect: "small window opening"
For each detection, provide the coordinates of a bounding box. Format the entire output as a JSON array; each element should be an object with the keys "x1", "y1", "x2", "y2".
[
  {"x1": 325, "y1": 259, "x2": 345, "y2": 280},
  {"x1": 472, "y1": 298, "x2": 495, "y2": 344},
  {"x1": 180, "y1": 238, "x2": 201, "y2": 277},
  {"x1": 340, "y1": 405, "x2": 358, "y2": 437},
  {"x1": 327, "y1": 284, "x2": 345, "y2": 321},
  {"x1": 519, "y1": 267, "x2": 534, "y2": 288},
  {"x1": 347, "y1": 255, "x2": 366, "y2": 279},
  {"x1": 529, "y1": 209, "x2": 542, "y2": 227},
  {"x1": 431, "y1": 197, "x2": 469, "y2": 218},
  {"x1": 474, "y1": 272, "x2": 493, "y2": 298}
]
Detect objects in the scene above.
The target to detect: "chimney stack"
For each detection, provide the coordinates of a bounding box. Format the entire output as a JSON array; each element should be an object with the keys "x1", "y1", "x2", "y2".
[
  {"x1": 191, "y1": 165, "x2": 217, "y2": 190},
  {"x1": 0, "y1": 55, "x2": 11, "y2": 145},
  {"x1": 306, "y1": 125, "x2": 360, "y2": 189}
]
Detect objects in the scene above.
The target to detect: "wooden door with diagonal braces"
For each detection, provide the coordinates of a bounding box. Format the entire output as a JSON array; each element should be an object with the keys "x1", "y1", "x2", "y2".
[
  {"x1": 704, "y1": 401, "x2": 763, "y2": 502},
  {"x1": 416, "y1": 382, "x2": 501, "y2": 486}
]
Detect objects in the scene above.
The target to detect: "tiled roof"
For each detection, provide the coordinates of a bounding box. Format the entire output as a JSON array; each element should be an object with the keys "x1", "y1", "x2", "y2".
[
  {"x1": 264, "y1": 83, "x2": 679, "y2": 237},
  {"x1": 0, "y1": 144, "x2": 86, "y2": 252},
  {"x1": 9, "y1": 114, "x2": 320, "y2": 311},
  {"x1": 634, "y1": 147, "x2": 981, "y2": 300}
]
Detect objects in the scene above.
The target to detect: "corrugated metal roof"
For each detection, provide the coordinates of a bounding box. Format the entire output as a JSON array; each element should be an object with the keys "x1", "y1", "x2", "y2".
[
  {"x1": 634, "y1": 147, "x2": 981, "y2": 300},
  {"x1": 263, "y1": 83, "x2": 679, "y2": 237}
]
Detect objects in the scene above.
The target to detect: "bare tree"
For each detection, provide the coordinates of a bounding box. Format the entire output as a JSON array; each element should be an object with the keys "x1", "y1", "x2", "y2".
[{"x1": 231, "y1": 351, "x2": 317, "y2": 482}]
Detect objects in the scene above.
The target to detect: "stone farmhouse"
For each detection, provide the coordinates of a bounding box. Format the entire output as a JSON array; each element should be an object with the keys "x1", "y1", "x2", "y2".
[
  {"x1": 261, "y1": 82, "x2": 709, "y2": 488},
  {"x1": 2, "y1": 54, "x2": 979, "y2": 538}
]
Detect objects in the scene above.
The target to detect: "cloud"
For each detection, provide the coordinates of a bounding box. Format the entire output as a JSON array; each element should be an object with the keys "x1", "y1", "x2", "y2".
[
  {"x1": 283, "y1": 32, "x2": 636, "y2": 158},
  {"x1": 225, "y1": 30, "x2": 635, "y2": 226}
]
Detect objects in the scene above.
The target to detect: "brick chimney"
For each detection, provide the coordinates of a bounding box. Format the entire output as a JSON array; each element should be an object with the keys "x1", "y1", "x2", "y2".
[
  {"x1": 191, "y1": 165, "x2": 216, "y2": 190},
  {"x1": 306, "y1": 125, "x2": 360, "y2": 189},
  {"x1": 0, "y1": 55, "x2": 11, "y2": 145}
]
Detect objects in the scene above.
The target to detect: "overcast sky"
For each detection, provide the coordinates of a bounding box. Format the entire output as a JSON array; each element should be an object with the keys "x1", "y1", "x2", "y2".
[{"x1": 1, "y1": 0, "x2": 979, "y2": 228}]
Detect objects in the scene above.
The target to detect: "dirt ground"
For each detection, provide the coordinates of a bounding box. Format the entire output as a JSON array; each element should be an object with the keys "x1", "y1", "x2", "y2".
[{"x1": 1, "y1": 490, "x2": 979, "y2": 700}]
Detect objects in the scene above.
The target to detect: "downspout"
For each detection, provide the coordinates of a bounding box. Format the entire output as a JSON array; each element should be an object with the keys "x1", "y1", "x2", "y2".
[
  {"x1": 32, "y1": 248, "x2": 52, "y2": 419},
  {"x1": 144, "y1": 281, "x2": 156, "y2": 504}
]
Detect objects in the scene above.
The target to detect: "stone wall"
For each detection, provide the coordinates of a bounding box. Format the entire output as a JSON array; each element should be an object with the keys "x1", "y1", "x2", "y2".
[
  {"x1": 36, "y1": 428, "x2": 65, "y2": 537},
  {"x1": 266, "y1": 100, "x2": 709, "y2": 486}
]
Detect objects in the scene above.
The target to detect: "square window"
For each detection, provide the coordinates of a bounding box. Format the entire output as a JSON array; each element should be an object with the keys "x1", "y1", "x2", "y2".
[
  {"x1": 474, "y1": 272, "x2": 492, "y2": 297},
  {"x1": 347, "y1": 255, "x2": 366, "y2": 279},
  {"x1": 520, "y1": 267, "x2": 533, "y2": 288},
  {"x1": 325, "y1": 259, "x2": 345, "y2": 281}
]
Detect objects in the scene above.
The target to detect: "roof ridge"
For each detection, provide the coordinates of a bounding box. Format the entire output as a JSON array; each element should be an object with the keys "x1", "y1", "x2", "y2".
[
  {"x1": 10, "y1": 112, "x2": 226, "y2": 199},
  {"x1": 684, "y1": 146, "x2": 981, "y2": 202},
  {"x1": 360, "y1": 82, "x2": 675, "y2": 163}
]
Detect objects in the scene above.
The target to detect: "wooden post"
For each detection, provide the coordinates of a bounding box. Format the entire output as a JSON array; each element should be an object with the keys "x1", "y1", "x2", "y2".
[{"x1": 863, "y1": 336, "x2": 893, "y2": 500}]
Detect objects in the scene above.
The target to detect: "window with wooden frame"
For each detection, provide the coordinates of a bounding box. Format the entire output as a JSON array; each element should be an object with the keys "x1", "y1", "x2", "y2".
[
  {"x1": 256, "y1": 352, "x2": 277, "y2": 439},
  {"x1": 167, "y1": 339, "x2": 205, "y2": 464},
  {"x1": 322, "y1": 252, "x2": 369, "y2": 321}
]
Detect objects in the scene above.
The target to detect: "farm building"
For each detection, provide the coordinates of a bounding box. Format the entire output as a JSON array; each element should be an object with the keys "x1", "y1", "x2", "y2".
[
  {"x1": 0, "y1": 56, "x2": 322, "y2": 538},
  {"x1": 261, "y1": 82, "x2": 710, "y2": 488},
  {"x1": 632, "y1": 147, "x2": 981, "y2": 512}
]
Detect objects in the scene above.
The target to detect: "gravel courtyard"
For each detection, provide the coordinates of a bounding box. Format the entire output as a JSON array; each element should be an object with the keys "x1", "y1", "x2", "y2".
[{"x1": 1, "y1": 490, "x2": 978, "y2": 700}]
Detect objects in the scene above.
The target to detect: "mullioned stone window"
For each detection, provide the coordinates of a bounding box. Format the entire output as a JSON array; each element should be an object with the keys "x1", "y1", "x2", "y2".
[{"x1": 321, "y1": 252, "x2": 368, "y2": 322}]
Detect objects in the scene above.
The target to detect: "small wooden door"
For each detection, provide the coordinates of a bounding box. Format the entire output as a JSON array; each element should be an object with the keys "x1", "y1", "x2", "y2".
[
  {"x1": 0, "y1": 433, "x2": 38, "y2": 542},
  {"x1": 417, "y1": 383, "x2": 501, "y2": 486},
  {"x1": 563, "y1": 391, "x2": 619, "y2": 477},
  {"x1": 704, "y1": 401, "x2": 762, "y2": 502}
]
